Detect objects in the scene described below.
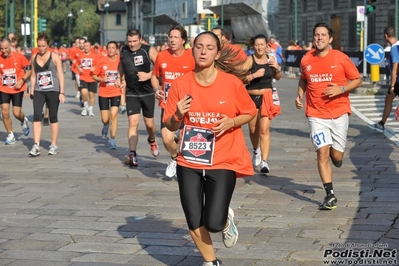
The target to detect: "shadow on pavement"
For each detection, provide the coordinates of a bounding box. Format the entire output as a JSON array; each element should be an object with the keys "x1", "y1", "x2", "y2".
[
  {"x1": 117, "y1": 215, "x2": 203, "y2": 266},
  {"x1": 342, "y1": 123, "x2": 399, "y2": 250}
]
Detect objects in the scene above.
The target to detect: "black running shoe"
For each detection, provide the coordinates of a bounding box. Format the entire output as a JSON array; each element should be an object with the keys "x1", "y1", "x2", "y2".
[{"x1": 318, "y1": 194, "x2": 338, "y2": 210}]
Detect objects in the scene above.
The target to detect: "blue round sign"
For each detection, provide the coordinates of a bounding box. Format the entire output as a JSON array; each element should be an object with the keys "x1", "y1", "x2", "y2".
[{"x1": 364, "y1": 43, "x2": 385, "y2": 64}]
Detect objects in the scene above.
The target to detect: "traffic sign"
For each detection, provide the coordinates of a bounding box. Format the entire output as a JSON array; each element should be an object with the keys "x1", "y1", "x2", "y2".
[
  {"x1": 357, "y1": 6, "x2": 365, "y2": 22},
  {"x1": 364, "y1": 43, "x2": 385, "y2": 64}
]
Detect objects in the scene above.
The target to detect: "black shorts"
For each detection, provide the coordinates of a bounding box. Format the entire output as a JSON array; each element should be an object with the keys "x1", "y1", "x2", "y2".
[
  {"x1": 388, "y1": 83, "x2": 399, "y2": 96},
  {"x1": 1, "y1": 91, "x2": 24, "y2": 107},
  {"x1": 126, "y1": 94, "x2": 155, "y2": 118},
  {"x1": 80, "y1": 81, "x2": 97, "y2": 93},
  {"x1": 160, "y1": 108, "x2": 184, "y2": 129},
  {"x1": 250, "y1": 94, "x2": 263, "y2": 109},
  {"x1": 98, "y1": 96, "x2": 121, "y2": 111}
]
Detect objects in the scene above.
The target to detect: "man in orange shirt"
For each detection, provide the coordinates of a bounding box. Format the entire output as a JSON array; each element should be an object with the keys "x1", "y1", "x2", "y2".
[
  {"x1": 151, "y1": 25, "x2": 195, "y2": 178},
  {"x1": 295, "y1": 23, "x2": 362, "y2": 210},
  {"x1": 0, "y1": 37, "x2": 32, "y2": 144},
  {"x1": 75, "y1": 40, "x2": 98, "y2": 116},
  {"x1": 69, "y1": 38, "x2": 84, "y2": 101}
]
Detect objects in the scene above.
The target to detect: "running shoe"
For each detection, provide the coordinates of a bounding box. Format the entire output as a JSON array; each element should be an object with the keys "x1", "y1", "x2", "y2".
[
  {"x1": 88, "y1": 110, "x2": 95, "y2": 117},
  {"x1": 21, "y1": 117, "x2": 30, "y2": 136},
  {"x1": 165, "y1": 158, "x2": 177, "y2": 177},
  {"x1": 147, "y1": 138, "x2": 159, "y2": 157},
  {"x1": 81, "y1": 107, "x2": 88, "y2": 116},
  {"x1": 119, "y1": 105, "x2": 126, "y2": 114},
  {"x1": 260, "y1": 160, "x2": 270, "y2": 174},
  {"x1": 318, "y1": 194, "x2": 338, "y2": 210},
  {"x1": 29, "y1": 144, "x2": 41, "y2": 156},
  {"x1": 367, "y1": 121, "x2": 384, "y2": 133},
  {"x1": 202, "y1": 260, "x2": 221, "y2": 266},
  {"x1": 109, "y1": 139, "x2": 117, "y2": 149},
  {"x1": 80, "y1": 100, "x2": 84, "y2": 108},
  {"x1": 48, "y1": 145, "x2": 59, "y2": 155},
  {"x1": 75, "y1": 91, "x2": 81, "y2": 99},
  {"x1": 252, "y1": 148, "x2": 261, "y2": 166},
  {"x1": 222, "y1": 207, "x2": 238, "y2": 248},
  {"x1": 5, "y1": 133, "x2": 15, "y2": 145},
  {"x1": 43, "y1": 118, "x2": 49, "y2": 126},
  {"x1": 124, "y1": 152, "x2": 138, "y2": 167},
  {"x1": 101, "y1": 124, "x2": 109, "y2": 139}
]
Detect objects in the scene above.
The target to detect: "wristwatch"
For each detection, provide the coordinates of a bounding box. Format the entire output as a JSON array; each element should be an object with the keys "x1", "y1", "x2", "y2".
[{"x1": 274, "y1": 67, "x2": 281, "y2": 73}]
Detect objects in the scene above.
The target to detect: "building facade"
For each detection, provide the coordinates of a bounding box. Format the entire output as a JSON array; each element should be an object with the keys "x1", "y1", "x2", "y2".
[
  {"x1": 278, "y1": 0, "x2": 397, "y2": 51},
  {"x1": 97, "y1": 0, "x2": 398, "y2": 50}
]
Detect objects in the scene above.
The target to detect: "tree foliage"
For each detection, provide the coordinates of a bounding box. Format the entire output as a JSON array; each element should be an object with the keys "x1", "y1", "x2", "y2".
[{"x1": 0, "y1": 0, "x2": 100, "y2": 47}]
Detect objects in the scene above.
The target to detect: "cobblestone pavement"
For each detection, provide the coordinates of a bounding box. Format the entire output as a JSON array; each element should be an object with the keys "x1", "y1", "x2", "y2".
[{"x1": 0, "y1": 75, "x2": 398, "y2": 266}]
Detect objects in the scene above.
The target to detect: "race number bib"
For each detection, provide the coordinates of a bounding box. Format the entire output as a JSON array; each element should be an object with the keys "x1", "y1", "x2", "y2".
[
  {"x1": 134, "y1": 55, "x2": 143, "y2": 66},
  {"x1": 37, "y1": 71, "x2": 54, "y2": 90},
  {"x1": 81, "y1": 58, "x2": 93, "y2": 69},
  {"x1": 2, "y1": 74, "x2": 16, "y2": 87},
  {"x1": 180, "y1": 125, "x2": 215, "y2": 165},
  {"x1": 105, "y1": 70, "x2": 118, "y2": 86}
]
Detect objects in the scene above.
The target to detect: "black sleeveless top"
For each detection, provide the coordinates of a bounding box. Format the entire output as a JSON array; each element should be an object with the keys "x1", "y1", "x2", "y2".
[
  {"x1": 246, "y1": 54, "x2": 273, "y2": 90},
  {"x1": 120, "y1": 44, "x2": 154, "y2": 96}
]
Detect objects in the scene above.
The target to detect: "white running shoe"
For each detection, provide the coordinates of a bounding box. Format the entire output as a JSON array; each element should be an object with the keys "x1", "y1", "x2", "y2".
[
  {"x1": 81, "y1": 107, "x2": 88, "y2": 116},
  {"x1": 21, "y1": 117, "x2": 30, "y2": 136},
  {"x1": 29, "y1": 144, "x2": 41, "y2": 156},
  {"x1": 252, "y1": 148, "x2": 261, "y2": 166},
  {"x1": 75, "y1": 91, "x2": 81, "y2": 99},
  {"x1": 222, "y1": 207, "x2": 238, "y2": 248},
  {"x1": 165, "y1": 158, "x2": 177, "y2": 177},
  {"x1": 5, "y1": 133, "x2": 15, "y2": 145},
  {"x1": 260, "y1": 160, "x2": 270, "y2": 174},
  {"x1": 109, "y1": 139, "x2": 117, "y2": 149},
  {"x1": 48, "y1": 145, "x2": 59, "y2": 155}
]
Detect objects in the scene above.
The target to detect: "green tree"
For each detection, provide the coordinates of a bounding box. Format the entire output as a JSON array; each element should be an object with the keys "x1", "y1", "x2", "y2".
[{"x1": 0, "y1": 0, "x2": 100, "y2": 47}]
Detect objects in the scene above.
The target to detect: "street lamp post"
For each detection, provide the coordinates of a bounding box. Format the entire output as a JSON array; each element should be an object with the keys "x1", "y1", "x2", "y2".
[
  {"x1": 80, "y1": 6, "x2": 84, "y2": 36},
  {"x1": 23, "y1": 0, "x2": 27, "y2": 52},
  {"x1": 104, "y1": 1, "x2": 109, "y2": 45},
  {"x1": 10, "y1": 0, "x2": 15, "y2": 34},
  {"x1": 5, "y1": 0, "x2": 8, "y2": 36},
  {"x1": 151, "y1": 0, "x2": 154, "y2": 35},
  {"x1": 124, "y1": 0, "x2": 131, "y2": 32},
  {"x1": 68, "y1": 10, "x2": 72, "y2": 47}
]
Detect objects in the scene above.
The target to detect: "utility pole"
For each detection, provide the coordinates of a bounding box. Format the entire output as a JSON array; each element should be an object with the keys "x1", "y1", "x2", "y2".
[
  {"x1": 363, "y1": 0, "x2": 368, "y2": 80},
  {"x1": 5, "y1": 0, "x2": 8, "y2": 36},
  {"x1": 34, "y1": 0, "x2": 38, "y2": 47},
  {"x1": 10, "y1": 0, "x2": 15, "y2": 34}
]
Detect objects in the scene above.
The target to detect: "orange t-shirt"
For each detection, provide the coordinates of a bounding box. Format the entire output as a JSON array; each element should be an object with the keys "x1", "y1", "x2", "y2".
[
  {"x1": 152, "y1": 49, "x2": 195, "y2": 108},
  {"x1": 93, "y1": 55, "x2": 122, "y2": 98},
  {"x1": 76, "y1": 52, "x2": 98, "y2": 82},
  {"x1": 0, "y1": 52, "x2": 30, "y2": 94},
  {"x1": 68, "y1": 47, "x2": 82, "y2": 74},
  {"x1": 59, "y1": 47, "x2": 68, "y2": 61},
  {"x1": 163, "y1": 70, "x2": 257, "y2": 177},
  {"x1": 300, "y1": 49, "x2": 360, "y2": 118}
]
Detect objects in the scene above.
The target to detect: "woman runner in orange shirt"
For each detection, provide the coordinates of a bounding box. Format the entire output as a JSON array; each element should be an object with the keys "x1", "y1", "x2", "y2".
[
  {"x1": 163, "y1": 32, "x2": 257, "y2": 266},
  {"x1": 92, "y1": 41, "x2": 124, "y2": 149}
]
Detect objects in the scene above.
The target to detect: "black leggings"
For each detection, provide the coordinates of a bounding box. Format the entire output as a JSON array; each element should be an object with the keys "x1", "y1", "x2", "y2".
[
  {"x1": 33, "y1": 91, "x2": 60, "y2": 123},
  {"x1": 176, "y1": 165, "x2": 236, "y2": 232}
]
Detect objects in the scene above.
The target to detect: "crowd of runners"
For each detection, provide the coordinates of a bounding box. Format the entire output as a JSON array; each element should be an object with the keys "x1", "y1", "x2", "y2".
[{"x1": 4, "y1": 22, "x2": 399, "y2": 266}]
